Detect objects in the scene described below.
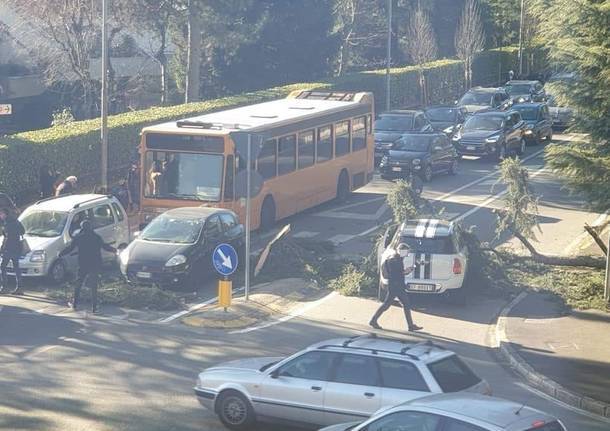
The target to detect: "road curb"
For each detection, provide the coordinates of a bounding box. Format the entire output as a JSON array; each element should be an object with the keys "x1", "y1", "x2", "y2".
[{"x1": 494, "y1": 291, "x2": 610, "y2": 419}]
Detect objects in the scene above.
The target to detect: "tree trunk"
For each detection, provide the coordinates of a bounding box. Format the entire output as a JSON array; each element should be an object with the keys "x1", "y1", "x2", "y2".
[
  {"x1": 584, "y1": 223, "x2": 608, "y2": 255},
  {"x1": 185, "y1": 0, "x2": 201, "y2": 103},
  {"x1": 160, "y1": 59, "x2": 168, "y2": 105},
  {"x1": 512, "y1": 230, "x2": 606, "y2": 268}
]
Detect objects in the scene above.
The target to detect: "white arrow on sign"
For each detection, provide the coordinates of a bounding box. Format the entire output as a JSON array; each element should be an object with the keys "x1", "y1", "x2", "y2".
[{"x1": 217, "y1": 248, "x2": 233, "y2": 270}]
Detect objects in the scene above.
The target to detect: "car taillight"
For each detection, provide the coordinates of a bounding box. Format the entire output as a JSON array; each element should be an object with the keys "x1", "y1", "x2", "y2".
[
  {"x1": 530, "y1": 420, "x2": 546, "y2": 429},
  {"x1": 452, "y1": 258, "x2": 462, "y2": 274}
]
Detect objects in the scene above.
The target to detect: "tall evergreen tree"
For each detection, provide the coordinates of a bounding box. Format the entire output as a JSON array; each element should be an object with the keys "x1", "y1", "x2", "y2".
[{"x1": 532, "y1": 0, "x2": 610, "y2": 209}]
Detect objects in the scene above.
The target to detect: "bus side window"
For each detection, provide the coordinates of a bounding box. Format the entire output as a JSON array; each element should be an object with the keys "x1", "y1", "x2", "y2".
[
  {"x1": 335, "y1": 120, "x2": 350, "y2": 156},
  {"x1": 278, "y1": 134, "x2": 296, "y2": 175},
  {"x1": 298, "y1": 130, "x2": 315, "y2": 169},
  {"x1": 317, "y1": 125, "x2": 333, "y2": 163},
  {"x1": 352, "y1": 117, "x2": 366, "y2": 151},
  {"x1": 258, "y1": 139, "x2": 277, "y2": 179},
  {"x1": 224, "y1": 155, "x2": 234, "y2": 201}
]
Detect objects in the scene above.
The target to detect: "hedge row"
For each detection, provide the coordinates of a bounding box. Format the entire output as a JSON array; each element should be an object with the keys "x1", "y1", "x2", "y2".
[{"x1": 0, "y1": 46, "x2": 536, "y2": 202}]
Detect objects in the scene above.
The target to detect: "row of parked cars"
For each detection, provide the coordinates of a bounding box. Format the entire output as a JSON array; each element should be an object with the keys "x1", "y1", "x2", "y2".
[
  {"x1": 374, "y1": 76, "x2": 573, "y2": 185},
  {"x1": 194, "y1": 334, "x2": 567, "y2": 431}
]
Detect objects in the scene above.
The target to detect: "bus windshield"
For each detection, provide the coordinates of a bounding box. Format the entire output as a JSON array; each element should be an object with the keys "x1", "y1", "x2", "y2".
[{"x1": 144, "y1": 151, "x2": 224, "y2": 202}]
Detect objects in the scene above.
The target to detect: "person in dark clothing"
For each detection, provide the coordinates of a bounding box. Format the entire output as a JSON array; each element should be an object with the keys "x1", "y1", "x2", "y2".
[
  {"x1": 0, "y1": 210, "x2": 25, "y2": 294},
  {"x1": 369, "y1": 244, "x2": 422, "y2": 332},
  {"x1": 59, "y1": 219, "x2": 116, "y2": 312},
  {"x1": 126, "y1": 161, "x2": 141, "y2": 213},
  {"x1": 55, "y1": 176, "x2": 78, "y2": 196},
  {"x1": 39, "y1": 165, "x2": 59, "y2": 198}
]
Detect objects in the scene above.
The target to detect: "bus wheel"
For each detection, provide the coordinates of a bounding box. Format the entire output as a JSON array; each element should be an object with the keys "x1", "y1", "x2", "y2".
[
  {"x1": 260, "y1": 197, "x2": 276, "y2": 231},
  {"x1": 336, "y1": 170, "x2": 350, "y2": 202}
]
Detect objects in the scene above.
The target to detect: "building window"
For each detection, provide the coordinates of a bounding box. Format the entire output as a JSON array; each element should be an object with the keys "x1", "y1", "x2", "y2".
[
  {"x1": 298, "y1": 130, "x2": 315, "y2": 169},
  {"x1": 352, "y1": 117, "x2": 366, "y2": 151},
  {"x1": 278, "y1": 134, "x2": 297, "y2": 175},
  {"x1": 317, "y1": 125, "x2": 333, "y2": 162},
  {"x1": 257, "y1": 139, "x2": 277, "y2": 180},
  {"x1": 335, "y1": 120, "x2": 350, "y2": 156}
]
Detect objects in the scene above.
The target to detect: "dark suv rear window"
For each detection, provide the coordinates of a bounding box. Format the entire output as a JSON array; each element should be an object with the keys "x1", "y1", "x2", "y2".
[
  {"x1": 400, "y1": 236, "x2": 456, "y2": 254},
  {"x1": 427, "y1": 355, "x2": 481, "y2": 392},
  {"x1": 525, "y1": 422, "x2": 565, "y2": 431}
]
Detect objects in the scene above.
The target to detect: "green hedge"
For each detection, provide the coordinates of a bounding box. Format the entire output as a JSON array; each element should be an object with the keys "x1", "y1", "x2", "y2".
[{"x1": 0, "y1": 46, "x2": 539, "y2": 202}]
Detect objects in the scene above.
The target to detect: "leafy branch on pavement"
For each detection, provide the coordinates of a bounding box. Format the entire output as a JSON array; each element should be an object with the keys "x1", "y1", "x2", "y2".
[
  {"x1": 496, "y1": 158, "x2": 605, "y2": 268},
  {"x1": 386, "y1": 179, "x2": 423, "y2": 223}
]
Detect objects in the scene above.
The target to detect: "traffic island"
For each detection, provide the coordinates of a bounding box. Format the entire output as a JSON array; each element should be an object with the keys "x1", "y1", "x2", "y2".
[{"x1": 180, "y1": 278, "x2": 329, "y2": 330}]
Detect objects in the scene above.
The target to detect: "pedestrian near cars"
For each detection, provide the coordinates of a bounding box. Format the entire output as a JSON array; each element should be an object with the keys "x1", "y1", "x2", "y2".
[
  {"x1": 369, "y1": 244, "x2": 422, "y2": 332},
  {"x1": 39, "y1": 165, "x2": 59, "y2": 198},
  {"x1": 55, "y1": 175, "x2": 78, "y2": 196},
  {"x1": 59, "y1": 219, "x2": 116, "y2": 313},
  {"x1": 0, "y1": 209, "x2": 25, "y2": 295},
  {"x1": 127, "y1": 160, "x2": 141, "y2": 213}
]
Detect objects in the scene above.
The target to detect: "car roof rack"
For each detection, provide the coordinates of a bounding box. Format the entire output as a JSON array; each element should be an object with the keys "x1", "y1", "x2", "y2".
[
  {"x1": 294, "y1": 91, "x2": 355, "y2": 101},
  {"x1": 318, "y1": 334, "x2": 421, "y2": 360},
  {"x1": 73, "y1": 195, "x2": 108, "y2": 209},
  {"x1": 400, "y1": 340, "x2": 442, "y2": 356},
  {"x1": 35, "y1": 195, "x2": 65, "y2": 205}
]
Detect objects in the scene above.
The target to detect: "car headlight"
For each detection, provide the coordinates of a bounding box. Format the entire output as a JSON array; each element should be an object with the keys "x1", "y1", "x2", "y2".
[
  {"x1": 412, "y1": 158, "x2": 421, "y2": 165},
  {"x1": 30, "y1": 250, "x2": 46, "y2": 262},
  {"x1": 380, "y1": 155, "x2": 388, "y2": 165},
  {"x1": 119, "y1": 248, "x2": 130, "y2": 266},
  {"x1": 443, "y1": 126, "x2": 454, "y2": 134},
  {"x1": 165, "y1": 254, "x2": 187, "y2": 267},
  {"x1": 452, "y1": 132, "x2": 461, "y2": 141},
  {"x1": 524, "y1": 128, "x2": 534, "y2": 134},
  {"x1": 485, "y1": 136, "x2": 499, "y2": 143}
]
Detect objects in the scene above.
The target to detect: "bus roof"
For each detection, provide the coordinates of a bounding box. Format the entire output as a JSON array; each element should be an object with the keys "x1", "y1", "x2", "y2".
[{"x1": 142, "y1": 91, "x2": 372, "y2": 137}]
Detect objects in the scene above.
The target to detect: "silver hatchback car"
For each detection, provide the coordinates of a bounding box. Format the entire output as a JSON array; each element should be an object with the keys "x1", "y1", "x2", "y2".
[
  {"x1": 320, "y1": 393, "x2": 567, "y2": 431},
  {"x1": 2, "y1": 194, "x2": 129, "y2": 283},
  {"x1": 194, "y1": 335, "x2": 490, "y2": 430}
]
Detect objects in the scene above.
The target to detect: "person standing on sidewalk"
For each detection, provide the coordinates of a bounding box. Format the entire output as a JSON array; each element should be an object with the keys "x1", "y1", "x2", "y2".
[
  {"x1": 369, "y1": 244, "x2": 422, "y2": 332},
  {"x1": 59, "y1": 220, "x2": 116, "y2": 313},
  {"x1": 0, "y1": 209, "x2": 25, "y2": 295}
]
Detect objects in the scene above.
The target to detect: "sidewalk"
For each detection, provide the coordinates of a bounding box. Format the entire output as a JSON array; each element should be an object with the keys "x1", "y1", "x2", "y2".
[{"x1": 503, "y1": 291, "x2": 610, "y2": 415}]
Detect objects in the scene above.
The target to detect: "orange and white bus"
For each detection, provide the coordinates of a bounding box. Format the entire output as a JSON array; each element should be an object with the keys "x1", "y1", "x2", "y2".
[{"x1": 138, "y1": 90, "x2": 375, "y2": 230}]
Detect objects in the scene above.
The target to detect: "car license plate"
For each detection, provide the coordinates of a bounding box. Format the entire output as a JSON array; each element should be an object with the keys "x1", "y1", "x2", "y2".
[
  {"x1": 392, "y1": 167, "x2": 402, "y2": 172},
  {"x1": 467, "y1": 145, "x2": 476, "y2": 151},
  {"x1": 408, "y1": 283, "x2": 436, "y2": 292},
  {"x1": 136, "y1": 271, "x2": 152, "y2": 279}
]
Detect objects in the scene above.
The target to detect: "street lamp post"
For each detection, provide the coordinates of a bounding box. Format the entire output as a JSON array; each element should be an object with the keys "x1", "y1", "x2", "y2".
[
  {"x1": 101, "y1": 0, "x2": 109, "y2": 191},
  {"x1": 518, "y1": 0, "x2": 525, "y2": 77},
  {"x1": 385, "y1": 0, "x2": 392, "y2": 111}
]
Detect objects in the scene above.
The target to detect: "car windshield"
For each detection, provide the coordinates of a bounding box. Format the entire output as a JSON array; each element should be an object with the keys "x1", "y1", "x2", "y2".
[
  {"x1": 140, "y1": 214, "x2": 203, "y2": 244},
  {"x1": 425, "y1": 108, "x2": 456, "y2": 122},
  {"x1": 394, "y1": 136, "x2": 433, "y2": 152},
  {"x1": 144, "y1": 150, "x2": 224, "y2": 202},
  {"x1": 427, "y1": 355, "x2": 481, "y2": 392},
  {"x1": 459, "y1": 92, "x2": 491, "y2": 105},
  {"x1": 20, "y1": 210, "x2": 68, "y2": 238},
  {"x1": 506, "y1": 83, "x2": 532, "y2": 95},
  {"x1": 463, "y1": 115, "x2": 503, "y2": 131},
  {"x1": 515, "y1": 107, "x2": 539, "y2": 121},
  {"x1": 375, "y1": 115, "x2": 414, "y2": 132}
]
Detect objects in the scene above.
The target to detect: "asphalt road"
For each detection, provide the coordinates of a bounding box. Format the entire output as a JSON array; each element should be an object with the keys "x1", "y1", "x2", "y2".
[{"x1": 1, "y1": 133, "x2": 609, "y2": 431}]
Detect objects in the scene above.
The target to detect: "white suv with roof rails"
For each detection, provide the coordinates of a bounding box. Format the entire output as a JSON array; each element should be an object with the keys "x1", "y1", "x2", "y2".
[
  {"x1": 321, "y1": 393, "x2": 567, "y2": 431},
  {"x1": 378, "y1": 219, "x2": 469, "y2": 302},
  {"x1": 194, "y1": 334, "x2": 490, "y2": 430},
  {"x1": 1, "y1": 194, "x2": 129, "y2": 283}
]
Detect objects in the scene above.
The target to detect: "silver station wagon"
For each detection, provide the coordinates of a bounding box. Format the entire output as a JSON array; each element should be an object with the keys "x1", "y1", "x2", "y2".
[{"x1": 194, "y1": 335, "x2": 491, "y2": 430}]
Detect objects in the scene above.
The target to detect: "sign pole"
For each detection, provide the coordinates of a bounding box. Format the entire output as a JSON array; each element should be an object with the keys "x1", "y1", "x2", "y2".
[
  {"x1": 385, "y1": 0, "x2": 392, "y2": 112},
  {"x1": 604, "y1": 233, "x2": 610, "y2": 305},
  {"x1": 244, "y1": 134, "x2": 252, "y2": 301},
  {"x1": 101, "y1": 0, "x2": 109, "y2": 191}
]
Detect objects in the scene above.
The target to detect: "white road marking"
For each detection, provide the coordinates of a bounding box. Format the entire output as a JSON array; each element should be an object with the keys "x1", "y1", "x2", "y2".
[
  {"x1": 329, "y1": 234, "x2": 356, "y2": 245},
  {"x1": 318, "y1": 196, "x2": 386, "y2": 214},
  {"x1": 315, "y1": 203, "x2": 389, "y2": 221},
  {"x1": 158, "y1": 286, "x2": 246, "y2": 323},
  {"x1": 452, "y1": 166, "x2": 548, "y2": 222},
  {"x1": 228, "y1": 291, "x2": 337, "y2": 334},
  {"x1": 492, "y1": 291, "x2": 528, "y2": 348},
  {"x1": 292, "y1": 231, "x2": 319, "y2": 239}
]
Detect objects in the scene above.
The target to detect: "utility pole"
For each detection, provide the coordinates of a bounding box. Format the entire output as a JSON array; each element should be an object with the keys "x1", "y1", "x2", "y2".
[
  {"x1": 244, "y1": 134, "x2": 252, "y2": 301},
  {"x1": 518, "y1": 0, "x2": 525, "y2": 77},
  {"x1": 101, "y1": 0, "x2": 109, "y2": 191},
  {"x1": 385, "y1": 0, "x2": 392, "y2": 111},
  {"x1": 605, "y1": 234, "x2": 610, "y2": 305},
  {"x1": 185, "y1": 0, "x2": 201, "y2": 103}
]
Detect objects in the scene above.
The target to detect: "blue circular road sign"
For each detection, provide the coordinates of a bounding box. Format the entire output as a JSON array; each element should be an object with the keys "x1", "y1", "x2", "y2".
[{"x1": 212, "y1": 243, "x2": 239, "y2": 277}]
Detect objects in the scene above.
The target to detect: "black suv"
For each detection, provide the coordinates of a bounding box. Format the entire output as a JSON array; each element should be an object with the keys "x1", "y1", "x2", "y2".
[
  {"x1": 379, "y1": 132, "x2": 458, "y2": 182},
  {"x1": 504, "y1": 80, "x2": 546, "y2": 103},
  {"x1": 452, "y1": 110, "x2": 526, "y2": 161},
  {"x1": 424, "y1": 105, "x2": 468, "y2": 137},
  {"x1": 457, "y1": 87, "x2": 511, "y2": 114},
  {"x1": 374, "y1": 110, "x2": 433, "y2": 163}
]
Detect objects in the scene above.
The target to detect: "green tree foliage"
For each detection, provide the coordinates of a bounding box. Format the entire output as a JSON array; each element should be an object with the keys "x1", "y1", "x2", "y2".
[
  {"x1": 386, "y1": 179, "x2": 421, "y2": 223},
  {"x1": 479, "y1": 0, "x2": 520, "y2": 47},
  {"x1": 531, "y1": 0, "x2": 610, "y2": 209}
]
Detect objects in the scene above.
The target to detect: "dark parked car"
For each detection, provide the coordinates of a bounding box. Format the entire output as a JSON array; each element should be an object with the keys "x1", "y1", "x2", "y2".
[
  {"x1": 374, "y1": 110, "x2": 433, "y2": 163},
  {"x1": 457, "y1": 87, "x2": 511, "y2": 114},
  {"x1": 424, "y1": 105, "x2": 468, "y2": 137},
  {"x1": 379, "y1": 132, "x2": 458, "y2": 183},
  {"x1": 119, "y1": 207, "x2": 244, "y2": 288},
  {"x1": 452, "y1": 110, "x2": 526, "y2": 161},
  {"x1": 511, "y1": 103, "x2": 553, "y2": 145},
  {"x1": 504, "y1": 80, "x2": 546, "y2": 103}
]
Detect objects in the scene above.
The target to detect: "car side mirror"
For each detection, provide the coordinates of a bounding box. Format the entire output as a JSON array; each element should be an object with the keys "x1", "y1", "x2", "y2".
[
  {"x1": 269, "y1": 370, "x2": 280, "y2": 379},
  {"x1": 133, "y1": 231, "x2": 141, "y2": 238},
  {"x1": 454, "y1": 100, "x2": 458, "y2": 105}
]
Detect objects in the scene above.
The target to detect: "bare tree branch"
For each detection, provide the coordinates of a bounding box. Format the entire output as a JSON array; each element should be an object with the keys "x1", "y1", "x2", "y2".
[{"x1": 455, "y1": 0, "x2": 485, "y2": 89}]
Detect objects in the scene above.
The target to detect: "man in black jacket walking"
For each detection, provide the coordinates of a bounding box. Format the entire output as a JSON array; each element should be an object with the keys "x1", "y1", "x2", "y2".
[
  {"x1": 59, "y1": 220, "x2": 116, "y2": 312},
  {"x1": 0, "y1": 209, "x2": 25, "y2": 294},
  {"x1": 369, "y1": 244, "x2": 422, "y2": 332}
]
